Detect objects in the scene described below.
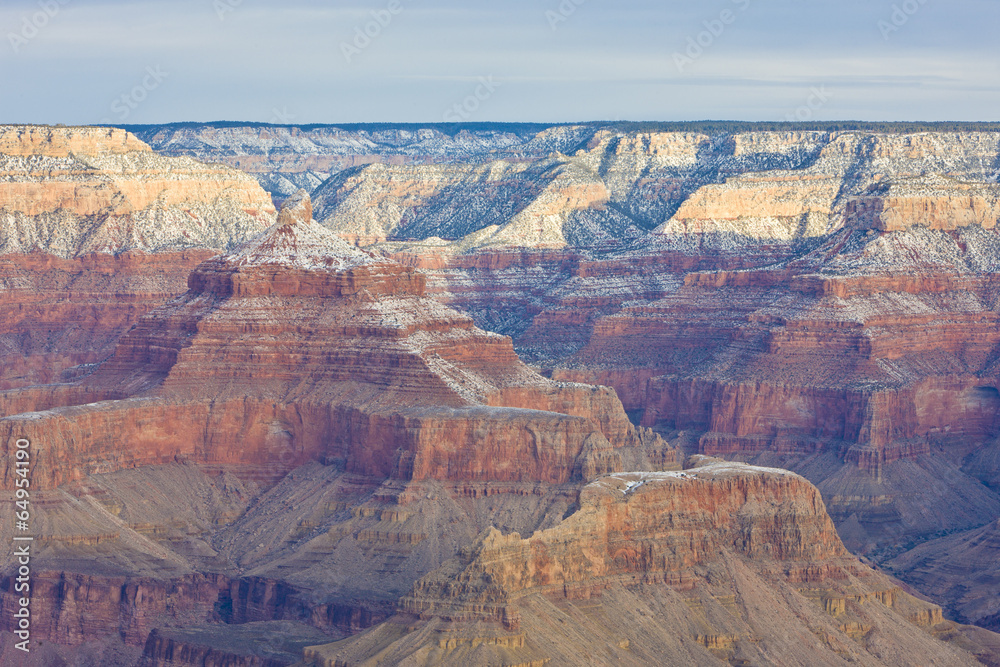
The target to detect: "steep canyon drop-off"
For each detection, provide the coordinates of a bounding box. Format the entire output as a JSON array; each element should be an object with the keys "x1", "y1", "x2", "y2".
[{"x1": 2, "y1": 124, "x2": 1000, "y2": 664}]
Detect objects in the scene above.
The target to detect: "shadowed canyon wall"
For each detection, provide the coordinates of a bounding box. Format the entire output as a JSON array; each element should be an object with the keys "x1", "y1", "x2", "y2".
[{"x1": 4, "y1": 124, "x2": 1000, "y2": 663}]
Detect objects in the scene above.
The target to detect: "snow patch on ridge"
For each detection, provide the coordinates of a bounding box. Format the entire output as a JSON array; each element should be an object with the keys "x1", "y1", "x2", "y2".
[
  {"x1": 226, "y1": 191, "x2": 383, "y2": 271},
  {"x1": 596, "y1": 462, "x2": 800, "y2": 494}
]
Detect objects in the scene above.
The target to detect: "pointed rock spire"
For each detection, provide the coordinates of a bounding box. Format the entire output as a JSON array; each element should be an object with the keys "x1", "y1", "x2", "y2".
[
  {"x1": 221, "y1": 188, "x2": 380, "y2": 272},
  {"x1": 277, "y1": 188, "x2": 312, "y2": 227}
]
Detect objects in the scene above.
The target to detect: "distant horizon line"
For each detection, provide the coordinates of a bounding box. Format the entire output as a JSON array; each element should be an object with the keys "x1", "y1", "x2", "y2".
[{"x1": 6, "y1": 120, "x2": 1000, "y2": 133}]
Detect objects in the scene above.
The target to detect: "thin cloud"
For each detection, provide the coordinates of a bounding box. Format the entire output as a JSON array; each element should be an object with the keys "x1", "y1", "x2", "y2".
[{"x1": 0, "y1": 0, "x2": 997, "y2": 123}]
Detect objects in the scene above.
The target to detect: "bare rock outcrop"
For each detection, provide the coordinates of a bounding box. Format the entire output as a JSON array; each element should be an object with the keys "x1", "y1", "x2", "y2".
[
  {"x1": 0, "y1": 191, "x2": 672, "y2": 653},
  {"x1": 1, "y1": 192, "x2": 664, "y2": 492},
  {"x1": 0, "y1": 125, "x2": 275, "y2": 258},
  {"x1": 129, "y1": 123, "x2": 594, "y2": 201},
  {"x1": 7, "y1": 125, "x2": 1000, "y2": 662},
  {"x1": 306, "y1": 460, "x2": 991, "y2": 666},
  {"x1": 886, "y1": 518, "x2": 1000, "y2": 632},
  {"x1": 0, "y1": 125, "x2": 149, "y2": 156},
  {"x1": 358, "y1": 131, "x2": 1000, "y2": 558},
  {"x1": 0, "y1": 125, "x2": 277, "y2": 390}
]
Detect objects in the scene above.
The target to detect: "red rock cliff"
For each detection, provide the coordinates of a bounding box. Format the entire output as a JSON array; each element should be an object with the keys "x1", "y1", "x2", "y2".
[
  {"x1": 307, "y1": 459, "x2": 986, "y2": 667},
  {"x1": 0, "y1": 192, "x2": 664, "y2": 493}
]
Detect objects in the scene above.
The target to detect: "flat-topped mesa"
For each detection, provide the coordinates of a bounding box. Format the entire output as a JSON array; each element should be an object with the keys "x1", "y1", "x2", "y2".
[
  {"x1": 0, "y1": 124, "x2": 149, "y2": 157},
  {"x1": 0, "y1": 124, "x2": 275, "y2": 257},
  {"x1": 307, "y1": 459, "x2": 978, "y2": 667},
  {"x1": 401, "y1": 459, "x2": 851, "y2": 627},
  {"x1": 341, "y1": 131, "x2": 1000, "y2": 561},
  {"x1": 189, "y1": 190, "x2": 423, "y2": 298}
]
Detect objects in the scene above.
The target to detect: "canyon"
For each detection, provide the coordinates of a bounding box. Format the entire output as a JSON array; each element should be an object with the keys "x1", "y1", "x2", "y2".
[
  {"x1": 0, "y1": 125, "x2": 275, "y2": 392},
  {"x1": 2, "y1": 123, "x2": 1000, "y2": 664},
  {"x1": 310, "y1": 459, "x2": 996, "y2": 666},
  {"x1": 126, "y1": 123, "x2": 593, "y2": 204},
  {"x1": 291, "y1": 127, "x2": 1000, "y2": 551},
  {"x1": 298, "y1": 124, "x2": 1000, "y2": 640}
]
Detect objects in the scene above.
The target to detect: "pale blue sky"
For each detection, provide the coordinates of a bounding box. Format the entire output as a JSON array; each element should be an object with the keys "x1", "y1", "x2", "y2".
[{"x1": 1, "y1": 0, "x2": 997, "y2": 124}]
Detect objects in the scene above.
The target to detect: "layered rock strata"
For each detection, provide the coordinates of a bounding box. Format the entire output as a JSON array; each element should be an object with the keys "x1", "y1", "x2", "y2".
[
  {"x1": 312, "y1": 129, "x2": 1000, "y2": 253},
  {"x1": 120, "y1": 125, "x2": 1000, "y2": 591},
  {"x1": 140, "y1": 621, "x2": 334, "y2": 667},
  {"x1": 0, "y1": 191, "x2": 671, "y2": 655},
  {"x1": 0, "y1": 125, "x2": 275, "y2": 258},
  {"x1": 352, "y1": 131, "x2": 1000, "y2": 558},
  {"x1": 0, "y1": 125, "x2": 277, "y2": 390},
  {"x1": 128, "y1": 123, "x2": 595, "y2": 201},
  {"x1": 0, "y1": 190, "x2": 662, "y2": 491},
  {"x1": 0, "y1": 249, "x2": 216, "y2": 390},
  {"x1": 5, "y1": 125, "x2": 1000, "y2": 661},
  {"x1": 306, "y1": 458, "x2": 994, "y2": 666}
]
